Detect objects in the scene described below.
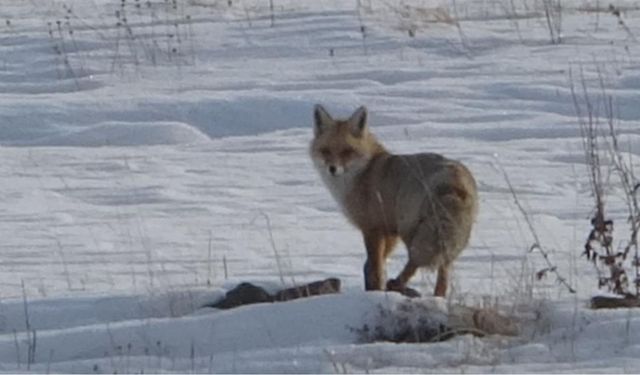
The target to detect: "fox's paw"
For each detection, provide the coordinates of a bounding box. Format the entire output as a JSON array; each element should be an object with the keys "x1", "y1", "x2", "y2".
[
  {"x1": 399, "y1": 287, "x2": 421, "y2": 298},
  {"x1": 386, "y1": 279, "x2": 421, "y2": 298}
]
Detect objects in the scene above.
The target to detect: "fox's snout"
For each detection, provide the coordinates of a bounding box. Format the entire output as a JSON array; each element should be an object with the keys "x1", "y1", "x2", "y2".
[
  {"x1": 318, "y1": 160, "x2": 345, "y2": 176},
  {"x1": 326, "y1": 163, "x2": 347, "y2": 176},
  {"x1": 313, "y1": 142, "x2": 357, "y2": 177}
]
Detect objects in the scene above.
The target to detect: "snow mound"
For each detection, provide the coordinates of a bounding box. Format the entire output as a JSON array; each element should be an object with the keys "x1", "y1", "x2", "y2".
[
  {"x1": 0, "y1": 290, "x2": 408, "y2": 373},
  {"x1": 23, "y1": 122, "x2": 211, "y2": 147},
  {"x1": 137, "y1": 95, "x2": 363, "y2": 139}
]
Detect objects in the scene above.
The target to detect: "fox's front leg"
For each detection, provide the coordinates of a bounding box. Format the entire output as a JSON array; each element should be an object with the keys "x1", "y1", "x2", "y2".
[
  {"x1": 386, "y1": 259, "x2": 421, "y2": 298},
  {"x1": 434, "y1": 265, "x2": 449, "y2": 297},
  {"x1": 363, "y1": 232, "x2": 385, "y2": 290}
]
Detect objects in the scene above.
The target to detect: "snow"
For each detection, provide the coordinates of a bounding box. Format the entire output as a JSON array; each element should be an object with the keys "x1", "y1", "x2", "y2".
[{"x1": 1, "y1": 0, "x2": 640, "y2": 372}]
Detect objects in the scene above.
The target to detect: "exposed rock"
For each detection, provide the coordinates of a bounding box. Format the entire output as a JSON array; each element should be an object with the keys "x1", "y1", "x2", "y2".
[
  {"x1": 208, "y1": 278, "x2": 342, "y2": 309},
  {"x1": 209, "y1": 282, "x2": 273, "y2": 309},
  {"x1": 273, "y1": 278, "x2": 341, "y2": 302},
  {"x1": 591, "y1": 295, "x2": 640, "y2": 309}
]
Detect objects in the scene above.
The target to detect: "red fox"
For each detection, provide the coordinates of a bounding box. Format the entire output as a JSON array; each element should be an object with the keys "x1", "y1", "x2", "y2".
[{"x1": 310, "y1": 105, "x2": 478, "y2": 297}]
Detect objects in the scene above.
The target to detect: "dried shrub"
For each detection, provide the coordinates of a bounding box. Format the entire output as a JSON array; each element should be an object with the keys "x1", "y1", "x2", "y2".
[{"x1": 570, "y1": 67, "x2": 640, "y2": 300}]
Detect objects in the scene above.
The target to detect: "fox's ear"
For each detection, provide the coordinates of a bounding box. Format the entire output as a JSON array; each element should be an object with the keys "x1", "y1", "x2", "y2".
[
  {"x1": 348, "y1": 106, "x2": 368, "y2": 137},
  {"x1": 313, "y1": 104, "x2": 333, "y2": 135}
]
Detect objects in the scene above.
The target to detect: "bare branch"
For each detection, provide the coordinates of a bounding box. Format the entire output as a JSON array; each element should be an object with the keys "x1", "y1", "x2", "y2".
[{"x1": 499, "y1": 165, "x2": 576, "y2": 294}]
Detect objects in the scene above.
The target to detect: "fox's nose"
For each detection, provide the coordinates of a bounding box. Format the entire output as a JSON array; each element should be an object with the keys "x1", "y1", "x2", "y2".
[{"x1": 328, "y1": 165, "x2": 337, "y2": 175}]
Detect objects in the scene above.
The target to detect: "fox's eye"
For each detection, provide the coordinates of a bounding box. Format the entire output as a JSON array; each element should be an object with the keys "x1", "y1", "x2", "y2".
[
  {"x1": 319, "y1": 148, "x2": 331, "y2": 157},
  {"x1": 339, "y1": 149, "x2": 355, "y2": 159}
]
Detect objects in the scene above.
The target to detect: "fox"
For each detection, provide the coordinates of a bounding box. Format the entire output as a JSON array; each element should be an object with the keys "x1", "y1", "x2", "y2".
[{"x1": 310, "y1": 104, "x2": 478, "y2": 297}]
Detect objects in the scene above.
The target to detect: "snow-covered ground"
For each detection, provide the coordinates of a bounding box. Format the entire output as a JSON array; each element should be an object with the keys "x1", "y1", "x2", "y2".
[{"x1": 1, "y1": 0, "x2": 640, "y2": 372}]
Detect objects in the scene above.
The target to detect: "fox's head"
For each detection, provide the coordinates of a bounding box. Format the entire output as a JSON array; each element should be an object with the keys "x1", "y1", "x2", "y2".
[{"x1": 310, "y1": 104, "x2": 386, "y2": 177}]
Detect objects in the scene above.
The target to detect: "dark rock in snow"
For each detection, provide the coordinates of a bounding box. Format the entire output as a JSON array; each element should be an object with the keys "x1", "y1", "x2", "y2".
[
  {"x1": 208, "y1": 278, "x2": 342, "y2": 309},
  {"x1": 209, "y1": 282, "x2": 273, "y2": 309}
]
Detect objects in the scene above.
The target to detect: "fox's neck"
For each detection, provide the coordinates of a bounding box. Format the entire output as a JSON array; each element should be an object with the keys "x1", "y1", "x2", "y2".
[
  {"x1": 322, "y1": 140, "x2": 389, "y2": 213},
  {"x1": 369, "y1": 137, "x2": 389, "y2": 157}
]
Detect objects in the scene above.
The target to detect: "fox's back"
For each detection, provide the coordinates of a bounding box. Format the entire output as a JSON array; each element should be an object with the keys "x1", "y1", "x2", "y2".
[{"x1": 347, "y1": 152, "x2": 477, "y2": 244}]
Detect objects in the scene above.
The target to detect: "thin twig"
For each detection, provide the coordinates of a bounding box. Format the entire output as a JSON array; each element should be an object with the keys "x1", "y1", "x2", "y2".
[
  {"x1": 499, "y1": 166, "x2": 576, "y2": 294},
  {"x1": 258, "y1": 212, "x2": 286, "y2": 286}
]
